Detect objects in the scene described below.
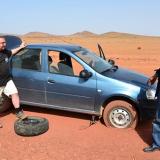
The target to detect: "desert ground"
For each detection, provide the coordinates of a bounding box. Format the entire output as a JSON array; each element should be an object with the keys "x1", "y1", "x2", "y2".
[{"x1": 1, "y1": 32, "x2": 160, "y2": 159}]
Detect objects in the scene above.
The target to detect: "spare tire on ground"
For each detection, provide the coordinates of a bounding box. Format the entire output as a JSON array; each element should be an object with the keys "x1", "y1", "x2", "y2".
[{"x1": 14, "y1": 116, "x2": 49, "y2": 136}]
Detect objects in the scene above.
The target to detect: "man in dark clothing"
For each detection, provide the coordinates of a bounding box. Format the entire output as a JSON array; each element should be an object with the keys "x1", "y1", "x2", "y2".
[
  {"x1": 0, "y1": 36, "x2": 27, "y2": 128},
  {"x1": 143, "y1": 69, "x2": 160, "y2": 152}
]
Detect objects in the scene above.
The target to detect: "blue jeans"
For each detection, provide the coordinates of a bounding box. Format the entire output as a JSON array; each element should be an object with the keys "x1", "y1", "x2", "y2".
[
  {"x1": 156, "y1": 93, "x2": 160, "y2": 122},
  {"x1": 152, "y1": 93, "x2": 160, "y2": 147}
]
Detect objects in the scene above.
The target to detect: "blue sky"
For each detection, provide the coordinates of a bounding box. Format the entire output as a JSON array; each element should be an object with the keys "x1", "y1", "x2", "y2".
[{"x1": 1, "y1": 0, "x2": 160, "y2": 36}]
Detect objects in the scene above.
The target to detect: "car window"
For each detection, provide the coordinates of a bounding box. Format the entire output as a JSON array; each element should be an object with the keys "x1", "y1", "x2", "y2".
[
  {"x1": 48, "y1": 50, "x2": 60, "y2": 74},
  {"x1": 48, "y1": 50, "x2": 84, "y2": 76},
  {"x1": 12, "y1": 48, "x2": 41, "y2": 71},
  {"x1": 74, "y1": 48, "x2": 112, "y2": 73}
]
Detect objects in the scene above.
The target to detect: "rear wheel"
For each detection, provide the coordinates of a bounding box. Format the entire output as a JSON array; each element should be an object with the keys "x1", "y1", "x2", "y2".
[{"x1": 103, "y1": 100, "x2": 138, "y2": 129}]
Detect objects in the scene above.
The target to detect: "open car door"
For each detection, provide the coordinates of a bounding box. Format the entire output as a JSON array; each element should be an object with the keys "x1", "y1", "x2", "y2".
[
  {"x1": 97, "y1": 43, "x2": 115, "y2": 65},
  {"x1": 97, "y1": 43, "x2": 106, "y2": 60}
]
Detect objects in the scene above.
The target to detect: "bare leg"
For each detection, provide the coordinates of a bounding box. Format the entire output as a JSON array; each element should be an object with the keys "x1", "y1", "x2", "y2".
[{"x1": 11, "y1": 93, "x2": 20, "y2": 108}]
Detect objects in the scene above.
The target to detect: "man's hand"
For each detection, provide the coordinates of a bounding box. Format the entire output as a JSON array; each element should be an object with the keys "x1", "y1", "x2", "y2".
[
  {"x1": 147, "y1": 75, "x2": 157, "y2": 85},
  {"x1": 11, "y1": 40, "x2": 26, "y2": 55},
  {"x1": 19, "y1": 41, "x2": 26, "y2": 49},
  {"x1": 147, "y1": 79, "x2": 152, "y2": 86}
]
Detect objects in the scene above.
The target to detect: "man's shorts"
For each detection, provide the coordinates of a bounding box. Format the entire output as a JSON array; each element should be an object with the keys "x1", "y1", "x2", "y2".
[{"x1": 3, "y1": 80, "x2": 18, "y2": 97}]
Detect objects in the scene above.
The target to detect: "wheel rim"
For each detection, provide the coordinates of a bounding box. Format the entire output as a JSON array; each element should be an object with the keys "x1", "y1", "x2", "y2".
[
  {"x1": 109, "y1": 107, "x2": 132, "y2": 128},
  {"x1": 22, "y1": 118, "x2": 40, "y2": 125}
]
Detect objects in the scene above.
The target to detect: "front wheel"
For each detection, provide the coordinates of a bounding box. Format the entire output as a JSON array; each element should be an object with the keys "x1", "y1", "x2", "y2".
[{"x1": 103, "y1": 100, "x2": 138, "y2": 129}]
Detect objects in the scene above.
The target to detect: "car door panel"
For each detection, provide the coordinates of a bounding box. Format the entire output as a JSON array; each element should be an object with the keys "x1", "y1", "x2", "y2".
[
  {"x1": 11, "y1": 48, "x2": 45, "y2": 104},
  {"x1": 46, "y1": 73, "x2": 97, "y2": 111},
  {"x1": 45, "y1": 49, "x2": 97, "y2": 111},
  {"x1": 12, "y1": 68, "x2": 45, "y2": 104}
]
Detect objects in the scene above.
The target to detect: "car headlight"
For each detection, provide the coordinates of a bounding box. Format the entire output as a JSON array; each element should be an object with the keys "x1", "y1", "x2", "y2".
[{"x1": 146, "y1": 88, "x2": 156, "y2": 100}]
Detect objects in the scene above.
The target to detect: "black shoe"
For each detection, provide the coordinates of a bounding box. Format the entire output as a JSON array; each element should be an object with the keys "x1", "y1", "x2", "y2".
[
  {"x1": 15, "y1": 107, "x2": 27, "y2": 120},
  {"x1": 143, "y1": 145, "x2": 160, "y2": 152},
  {"x1": 16, "y1": 110, "x2": 27, "y2": 120}
]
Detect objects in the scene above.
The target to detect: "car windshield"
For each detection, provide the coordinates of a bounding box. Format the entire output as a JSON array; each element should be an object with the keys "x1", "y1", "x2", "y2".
[{"x1": 74, "y1": 47, "x2": 112, "y2": 73}]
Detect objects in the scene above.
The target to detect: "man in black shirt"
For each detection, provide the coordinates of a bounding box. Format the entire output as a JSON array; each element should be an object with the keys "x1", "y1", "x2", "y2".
[
  {"x1": 143, "y1": 69, "x2": 160, "y2": 152},
  {"x1": 0, "y1": 36, "x2": 27, "y2": 128}
]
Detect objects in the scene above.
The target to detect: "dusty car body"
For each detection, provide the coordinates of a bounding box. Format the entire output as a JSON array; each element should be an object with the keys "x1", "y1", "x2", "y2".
[{"x1": 2, "y1": 42, "x2": 155, "y2": 129}]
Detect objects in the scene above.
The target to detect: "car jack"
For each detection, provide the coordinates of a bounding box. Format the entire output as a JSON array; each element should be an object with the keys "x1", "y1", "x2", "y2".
[
  {"x1": 90, "y1": 115, "x2": 97, "y2": 126},
  {"x1": 79, "y1": 115, "x2": 99, "y2": 130}
]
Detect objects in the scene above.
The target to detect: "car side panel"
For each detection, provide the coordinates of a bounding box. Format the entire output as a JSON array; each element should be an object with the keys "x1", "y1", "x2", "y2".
[{"x1": 12, "y1": 68, "x2": 46, "y2": 104}]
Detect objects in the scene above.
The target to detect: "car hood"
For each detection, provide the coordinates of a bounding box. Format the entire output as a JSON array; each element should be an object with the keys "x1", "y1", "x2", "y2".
[{"x1": 102, "y1": 67, "x2": 150, "y2": 89}]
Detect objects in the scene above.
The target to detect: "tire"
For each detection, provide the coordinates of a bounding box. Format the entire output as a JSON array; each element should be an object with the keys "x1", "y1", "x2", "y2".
[
  {"x1": 103, "y1": 100, "x2": 138, "y2": 129},
  {"x1": 14, "y1": 116, "x2": 49, "y2": 136},
  {"x1": 0, "y1": 92, "x2": 12, "y2": 113}
]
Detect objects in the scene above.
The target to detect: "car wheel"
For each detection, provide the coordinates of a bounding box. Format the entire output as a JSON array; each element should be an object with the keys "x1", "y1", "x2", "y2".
[
  {"x1": 14, "y1": 116, "x2": 49, "y2": 136},
  {"x1": 103, "y1": 100, "x2": 138, "y2": 129},
  {"x1": 0, "y1": 93, "x2": 12, "y2": 113}
]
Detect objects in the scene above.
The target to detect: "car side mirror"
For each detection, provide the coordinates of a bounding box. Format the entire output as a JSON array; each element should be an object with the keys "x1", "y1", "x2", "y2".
[{"x1": 79, "y1": 69, "x2": 92, "y2": 79}]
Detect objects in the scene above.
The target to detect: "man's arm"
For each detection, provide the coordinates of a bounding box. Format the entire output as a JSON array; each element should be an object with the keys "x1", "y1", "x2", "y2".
[
  {"x1": 11, "y1": 41, "x2": 26, "y2": 55},
  {"x1": 147, "y1": 74, "x2": 157, "y2": 85}
]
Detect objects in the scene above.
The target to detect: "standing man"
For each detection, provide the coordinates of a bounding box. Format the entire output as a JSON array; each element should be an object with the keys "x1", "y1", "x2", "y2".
[
  {"x1": 143, "y1": 69, "x2": 160, "y2": 152},
  {"x1": 0, "y1": 36, "x2": 27, "y2": 128}
]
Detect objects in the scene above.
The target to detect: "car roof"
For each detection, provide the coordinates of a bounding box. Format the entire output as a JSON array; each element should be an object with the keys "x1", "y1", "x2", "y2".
[{"x1": 27, "y1": 43, "x2": 83, "y2": 52}]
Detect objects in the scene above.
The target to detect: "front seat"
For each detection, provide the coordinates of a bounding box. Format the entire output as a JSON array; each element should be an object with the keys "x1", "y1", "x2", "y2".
[
  {"x1": 48, "y1": 56, "x2": 59, "y2": 73},
  {"x1": 58, "y1": 52, "x2": 74, "y2": 76}
]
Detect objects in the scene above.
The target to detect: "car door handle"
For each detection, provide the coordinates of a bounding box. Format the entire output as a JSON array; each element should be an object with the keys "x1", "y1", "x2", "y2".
[{"x1": 48, "y1": 79, "x2": 55, "y2": 84}]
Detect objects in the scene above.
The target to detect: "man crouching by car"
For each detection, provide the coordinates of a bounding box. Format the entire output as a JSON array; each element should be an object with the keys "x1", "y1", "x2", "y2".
[{"x1": 0, "y1": 36, "x2": 27, "y2": 128}]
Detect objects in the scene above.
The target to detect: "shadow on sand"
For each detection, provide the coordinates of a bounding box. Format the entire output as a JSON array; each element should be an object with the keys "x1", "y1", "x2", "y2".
[
  {"x1": 136, "y1": 119, "x2": 153, "y2": 145},
  {"x1": 23, "y1": 105, "x2": 93, "y2": 121}
]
